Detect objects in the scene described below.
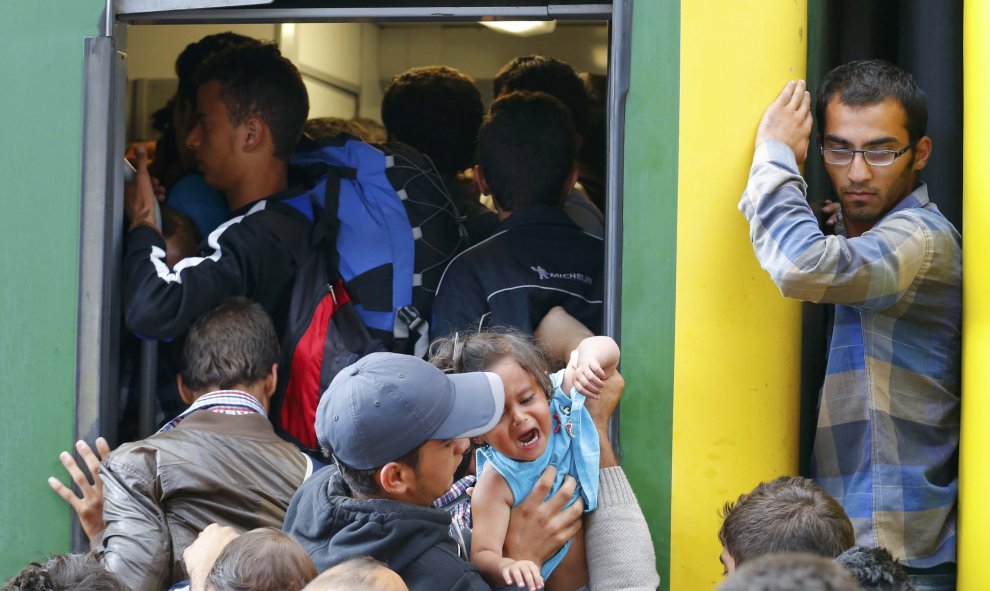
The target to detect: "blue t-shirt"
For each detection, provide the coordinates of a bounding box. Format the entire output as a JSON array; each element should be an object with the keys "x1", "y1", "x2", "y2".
[
  {"x1": 166, "y1": 173, "x2": 228, "y2": 239},
  {"x1": 476, "y1": 369, "x2": 600, "y2": 579}
]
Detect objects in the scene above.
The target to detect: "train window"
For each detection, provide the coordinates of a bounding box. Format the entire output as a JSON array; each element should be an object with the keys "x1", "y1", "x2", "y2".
[{"x1": 77, "y1": 0, "x2": 629, "y2": 466}]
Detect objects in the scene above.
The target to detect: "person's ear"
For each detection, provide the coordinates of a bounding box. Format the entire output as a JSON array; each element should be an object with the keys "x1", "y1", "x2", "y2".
[
  {"x1": 263, "y1": 364, "x2": 278, "y2": 398},
  {"x1": 473, "y1": 165, "x2": 491, "y2": 196},
  {"x1": 242, "y1": 117, "x2": 266, "y2": 153},
  {"x1": 561, "y1": 165, "x2": 580, "y2": 199},
  {"x1": 177, "y1": 374, "x2": 196, "y2": 406},
  {"x1": 378, "y1": 461, "x2": 413, "y2": 496},
  {"x1": 912, "y1": 135, "x2": 932, "y2": 172}
]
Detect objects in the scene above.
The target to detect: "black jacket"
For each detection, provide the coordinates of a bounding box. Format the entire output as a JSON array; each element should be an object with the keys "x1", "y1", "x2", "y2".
[
  {"x1": 123, "y1": 196, "x2": 312, "y2": 341},
  {"x1": 283, "y1": 465, "x2": 491, "y2": 591},
  {"x1": 431, "y1": 204, "x2": 604, "y2": 338}
]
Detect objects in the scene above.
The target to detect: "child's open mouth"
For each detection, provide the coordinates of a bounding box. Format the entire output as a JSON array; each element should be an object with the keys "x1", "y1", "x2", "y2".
[{"x1": 517, "y1": 428, "x2": 541, "y2": 449}]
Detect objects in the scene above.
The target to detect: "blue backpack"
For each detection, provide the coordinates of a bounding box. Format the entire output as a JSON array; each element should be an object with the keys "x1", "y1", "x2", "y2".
[{"x1": 272, "y1": 135, "x2": 466, "y2": 449}]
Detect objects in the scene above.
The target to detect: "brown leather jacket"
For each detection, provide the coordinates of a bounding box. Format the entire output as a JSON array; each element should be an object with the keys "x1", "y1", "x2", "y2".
[{"x1": 99, "y1": 411, "x2": 310, "y2": 591}]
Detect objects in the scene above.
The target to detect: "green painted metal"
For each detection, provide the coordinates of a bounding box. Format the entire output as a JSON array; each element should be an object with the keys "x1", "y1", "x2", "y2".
[
  {"x1": 619, "y1": 1, "x2": 679, "y2": 589},
  {"x1": 0, "y1": 0, "x2": 105, "y2": 578}
]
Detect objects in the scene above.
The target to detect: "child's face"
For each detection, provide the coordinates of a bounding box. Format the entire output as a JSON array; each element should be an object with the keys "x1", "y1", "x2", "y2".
[{"x1": 482, "y1": 358, "x2": 552, "y2": 461}]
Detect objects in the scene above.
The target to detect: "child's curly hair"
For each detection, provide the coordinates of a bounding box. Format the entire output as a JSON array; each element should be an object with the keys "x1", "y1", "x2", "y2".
[{"x1": 429, "y1": 328, "x2": 552, "y2": 400}]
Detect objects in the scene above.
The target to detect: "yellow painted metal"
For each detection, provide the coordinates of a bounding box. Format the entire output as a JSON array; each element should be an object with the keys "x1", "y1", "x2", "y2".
[
  {"x1": 670, "y1": 2, "x2": 807, "y2": 588},
  {"x1": 958, "y1": 1, "x2": 990, "y2": 588}
]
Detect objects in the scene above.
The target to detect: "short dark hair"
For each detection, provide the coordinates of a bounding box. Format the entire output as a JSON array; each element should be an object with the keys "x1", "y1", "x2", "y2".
[
  {"x1": 429, "y1": 328, "x2": 551, "y2": 399},
  {"x1": 382, "y1": 66, "x2": 484, "y2": 174},
  {"x1": 303, "y1": 117, "x2": 373, "y2": 143},
  {"x1": 5, "y1": 551, "x2": 126, "y2": 591},
  {"x1": 493, "y1": 55, "x2": 590, "y2": 133},
  {"x1": 175, "y1": 32, "x2": 261, "y2": 103},
  {"x1": 816, "y1": 59, "x2": 928, "y2": 143},
  {"x1": 205, "y1": 528, "x2": 317, "y2": 591},
  {"x1": 181, "y1": 297, "x2": 280, "y2": 393},
  {"x1": 477, "y1": 91, "x2": 577, "y2": 211},
  {"x1": 835, "y1": 545, "x2": 916, "y2": 591},
  {"x1": 718, "y1": 476, "x2": 854, "y2": 567},
  {"x1": 194, "y1": 43, "x2": 309, "y2": 160},
  {"x1": 718, "y1": 553, "x2": 859, "y2": 591},
  {"x1": 332, "y1": 444, "x2": 422, "y2": 497}
]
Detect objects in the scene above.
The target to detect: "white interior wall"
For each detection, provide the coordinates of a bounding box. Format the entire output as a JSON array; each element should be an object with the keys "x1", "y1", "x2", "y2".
[
  {"x1": 123, "y1": 21, "x2": 607, "y2": 138},
  {"x1": 125, "y1": 24, "x2": 278, "y2": 78},
  {"x1": 378, "y1": 24, "x2": 608, "y2": 103}
]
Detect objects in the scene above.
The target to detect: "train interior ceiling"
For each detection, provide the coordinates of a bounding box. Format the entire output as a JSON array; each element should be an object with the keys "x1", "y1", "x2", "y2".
[{"x1": 123, "y1": 20, "x2": 609, "y2": 144}]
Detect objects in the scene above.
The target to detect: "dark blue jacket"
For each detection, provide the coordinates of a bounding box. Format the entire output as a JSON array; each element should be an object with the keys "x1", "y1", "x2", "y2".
[{"x1": 283, "y1": 465, "x2": 491, "y2": 591}]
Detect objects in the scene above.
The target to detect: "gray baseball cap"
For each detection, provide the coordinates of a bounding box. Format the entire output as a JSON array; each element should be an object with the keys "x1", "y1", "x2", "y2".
[{"x1": 316, "y1": 352, "x2": 505, "y2": 470}]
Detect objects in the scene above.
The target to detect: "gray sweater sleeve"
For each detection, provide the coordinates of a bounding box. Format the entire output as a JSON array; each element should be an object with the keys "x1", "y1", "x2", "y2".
[{"x1": 586, "y1": 467, "x2": 660, "y2": 590}]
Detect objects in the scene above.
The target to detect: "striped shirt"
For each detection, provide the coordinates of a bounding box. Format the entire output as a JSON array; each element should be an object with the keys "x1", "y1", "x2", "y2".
[
  {"x1": 739, "y1": 140, "x2": 961, "y2": 567},
  {"x1": 158, "y1": 390, "x2": 267, "y2": 432}
]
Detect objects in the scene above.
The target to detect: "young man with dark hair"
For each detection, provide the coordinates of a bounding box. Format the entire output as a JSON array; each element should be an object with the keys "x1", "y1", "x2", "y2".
[
  {"x1": 283, "y1": 352, "x2": 505, "y2": 591},
  {"x1": 432, "y1": 91, "x2": 604, "y2": 338},
  {"x1": 156, "y1": 32, "x2": 260, "y2": 238},
  {"x1": 122, "y1": 43, "x2": 328, "y2": 445},
  {"x1": 124, "y1": 42, "x2": 311, "y2": 341},
  {"x1": 62, "y1": 298, "x2": 310, "y2": 591},
  {"x1": 740, "y1": 60, "x2": 961, "y2": 590},
  {"x1": 718, "y1": 553, "x2": 859, "y2": 591},
  {"x1": 718, "y1": 476, "x2": 855, "y2": 575},
  {"x1": 836, "y1": 545, "x2": 916, "y2": 591},
  {"x1": 381, "y1": 65, "x2": 497, "y2": 244},
  {"x1": 493, "y1": 54, "x2": 605, "y2": 235}
]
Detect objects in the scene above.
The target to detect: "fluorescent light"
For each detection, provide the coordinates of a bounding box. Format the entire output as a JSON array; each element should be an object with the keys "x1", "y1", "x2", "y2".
[{"x1": 480, "y1": 21, "x2": 557, "y2": 37}]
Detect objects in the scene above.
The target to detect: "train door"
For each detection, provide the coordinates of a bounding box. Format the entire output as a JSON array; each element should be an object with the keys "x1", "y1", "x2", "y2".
[{"x1": 75, "y1": 0, "x2": 630, "y2": 547}]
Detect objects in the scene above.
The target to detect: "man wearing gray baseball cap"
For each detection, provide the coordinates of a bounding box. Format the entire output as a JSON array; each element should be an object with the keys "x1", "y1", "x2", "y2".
[{"x1": 282, "y1": 352, "x2": 504, "y2": 590}]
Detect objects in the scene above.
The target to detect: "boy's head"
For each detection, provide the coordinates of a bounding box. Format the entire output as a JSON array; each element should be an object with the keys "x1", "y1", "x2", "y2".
[
  {"x1": 189, "y1": 43, "x2": 308, "y2": 172},
  {"x1": 316, "y1": 352, "x2": 504, "y2": 505},
  {"x1": 430, "y1": 330, "x2": 553, "y2": 462},
  {"x1": 493, "y1": 55, "x2": 590, "y2": 135},
  {"x1": 718, "y1": 476, "x2": 854, "y2": 574},
  {"x1": 835, "y1": 545, "x2": 916, "y2": 591},
  {"x1": 205, "y1": 528, "x2": 317, "y2": 591},
  {"x1": 476, "y1": 91, "x2": 578, "y2": 213},
  {"x1": 302, "y1": 557, "x2": 408, "y2": 591},
  {"x1": 179, "y1": 297, "x2": 280, "y2": 403},
  {"x1": 6, "y1": 551, "x2": 126, "y2": 591},
  {"x1": 717, "y1": 553, "x2": 859, "y2": 591},
  {"x1": 381, "y1": 65, "x2": 484, "y2": 175}
]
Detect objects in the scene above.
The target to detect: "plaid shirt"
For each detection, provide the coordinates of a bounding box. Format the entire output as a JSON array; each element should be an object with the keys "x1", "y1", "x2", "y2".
[{"x1": 740, "y1": 140, "x2": 961, "y2": 567}]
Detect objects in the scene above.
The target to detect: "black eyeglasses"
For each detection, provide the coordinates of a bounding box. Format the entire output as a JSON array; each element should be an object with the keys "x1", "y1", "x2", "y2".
[{"x1": 820, "y1": 143, "x2": 914, "y2": 167}]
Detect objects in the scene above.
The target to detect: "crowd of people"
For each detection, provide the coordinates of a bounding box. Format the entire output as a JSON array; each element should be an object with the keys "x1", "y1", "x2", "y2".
[{"x1": 5, "y1": 26, "x2": 961, "y2": 591}]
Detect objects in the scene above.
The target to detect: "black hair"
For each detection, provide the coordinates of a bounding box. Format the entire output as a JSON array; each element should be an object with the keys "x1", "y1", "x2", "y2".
[
  {"x1": 5, "y1": 551, "x2": 126, "y2": 591},
  {"x1": 181, "y1": 297, "x2": 280, "y2": 393},
  {"x1": 332, "y1": 444, "x2": 422, "y2": 497},
  {"x1": 382, "y1": 66, "x2": 484, "y2": 174},
  {"x1": 816, "y1": 59, "x2": 928, "y2": 143},
  {"x1": 835, "y1": 545, "x2": 916, "y2": 591},
  {"x1": 493, "y1": 55, "x2": 590, "y2": 135},
  {"x1": 175, "y1": 32, "x2": 261, "y2": 104},
  {"x1": 477, "y1": 91, "x2": 577, "y2": 211},
  {"x1": 193, "y1": 43, "x2": 309, "y2": 161}
]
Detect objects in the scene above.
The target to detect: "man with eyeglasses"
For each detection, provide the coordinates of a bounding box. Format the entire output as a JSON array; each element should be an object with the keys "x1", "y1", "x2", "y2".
[{"x1": 739, "y1": 60, "x2": 961, "y2": 591}]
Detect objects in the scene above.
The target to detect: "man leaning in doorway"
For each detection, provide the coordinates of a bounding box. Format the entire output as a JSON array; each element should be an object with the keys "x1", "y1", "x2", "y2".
[{"x1": 740, "y1": 60, "x2": 961, "y2": 590}]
